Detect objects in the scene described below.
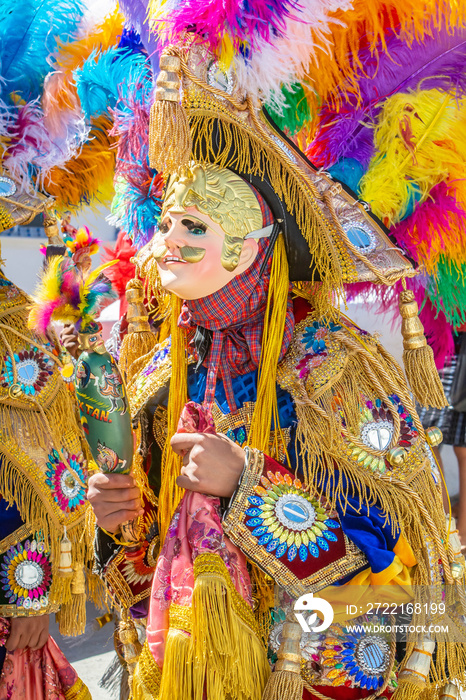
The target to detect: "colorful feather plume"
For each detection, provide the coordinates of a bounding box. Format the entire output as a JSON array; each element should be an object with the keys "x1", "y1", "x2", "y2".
[
  {"x1": 29, "y1": 255, "x2": 117, "y2": 335},
  {"x1": 44, "y1": 115, "x2": 116, "y2": 211},
  {"x1": 75, "y1": 46, "x2": 151, "y2": 120},
  {"x1": 42, "y1": 8, "x2": 125, "y2": 139},
  {"x1": 0, "y1": 0, "x2": 86, "y2": 104},
  {"x1": 65, "y1": 226, "x2": 100, "y2": 256},
  {"x1": 101, "y1": 230, "x2": 137, "y2": 316}
]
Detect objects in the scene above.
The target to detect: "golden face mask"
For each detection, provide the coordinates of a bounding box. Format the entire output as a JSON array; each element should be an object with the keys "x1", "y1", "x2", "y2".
[{"x1": 161, "y1": 162, "x2": 263, "y2": 271}]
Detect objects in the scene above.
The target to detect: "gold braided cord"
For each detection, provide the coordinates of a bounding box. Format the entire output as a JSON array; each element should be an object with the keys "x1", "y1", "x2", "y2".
[{"x1": 0, "y1": 323, "x2": 64, "y2": 367}]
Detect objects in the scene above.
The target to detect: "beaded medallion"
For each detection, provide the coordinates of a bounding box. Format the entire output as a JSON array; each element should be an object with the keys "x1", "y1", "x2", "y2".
[{"x1": 0, "y1": 537, "x2": 52, "y2": 611}]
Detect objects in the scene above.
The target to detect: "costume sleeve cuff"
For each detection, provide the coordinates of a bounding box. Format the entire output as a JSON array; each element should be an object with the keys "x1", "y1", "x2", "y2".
[{"x1": 223, "y1": 449, "x2": 367, "y2": 598}]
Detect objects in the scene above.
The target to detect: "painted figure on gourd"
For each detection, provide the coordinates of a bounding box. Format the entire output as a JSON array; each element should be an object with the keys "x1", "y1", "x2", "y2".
[
  {"x1": 29, "y1": 254, "x2": 134, "y2": 478},
  {"x1": 86, "y1": 5, "x2": 466, "y2": 700}
]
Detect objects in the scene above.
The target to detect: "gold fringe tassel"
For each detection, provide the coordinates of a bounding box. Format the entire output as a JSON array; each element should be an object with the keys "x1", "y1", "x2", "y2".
[
  {"x1": 262, "y1": 671, "x2": 303, "y2": 700},
  {"x1": 148, "y1": 53, "x2": 191, "y2": 173},
  {"x1": 262, "y1": 621, "x2": 303, "y2": 700},
  {"x1": 132, "y1": 640, "x2": 162, "y2": 700},
  {"x1": 190, "y1": 554, "x2": 270, "y2": 700},
  {"x1": 158, "y1": 294, "x2": 187, "y2": 542},
  {"x1": 399, "y1": 284, "x2": 447, "y2": 409},
  {"x1": 153, "y1": 554, "x2": 270, "y2": 700},
  {"x1": 119, "y1": 279, "x2": 157, "y2": 384}
]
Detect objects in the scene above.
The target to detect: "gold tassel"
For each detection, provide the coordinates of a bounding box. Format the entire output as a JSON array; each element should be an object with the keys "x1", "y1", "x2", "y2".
[
  {"x1": 394, "y1": 636, "x2": 435, "y2": 700},
  {"x1": 439, "y1": 682, "x2": 460, "y2": 699},
  {"x1": 119, "y1": 279, "x2": 157, "y2": 383},
  {"x1": 58, "y1": 527, "x2": 74, "y2": 578},
  {"x1": 262, "y1": 620, "x2": 303, "y2": 700},
  {"x1": 120, "y1": 608, "x2": 143, "y2": 685},
  {"x1": 399, "y1": 281, "x2": 447, "y2": 409},
  {"x1": 148, "y1": 52, "x2": 192, "y2": 173}
]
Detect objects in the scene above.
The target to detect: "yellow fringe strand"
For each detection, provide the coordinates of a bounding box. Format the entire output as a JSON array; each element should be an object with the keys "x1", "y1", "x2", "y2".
[
  {"x1": 248, "y1": 234, "x2": 290, "y2": 457},
  {"x1": 154, "y1": 553, "x2": 270, "y2": 700},
  {"x1": 132, "y1": 640, "x2": 162, "y2": 700},
  {"x1": 158, "y1": 295, "x2": 187, "y2": 542}
]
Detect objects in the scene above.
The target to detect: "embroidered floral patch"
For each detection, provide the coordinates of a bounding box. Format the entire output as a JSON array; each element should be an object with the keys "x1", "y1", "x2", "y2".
[{"x1": 296, "y1": 352, "x2": 328, "y2": 379}]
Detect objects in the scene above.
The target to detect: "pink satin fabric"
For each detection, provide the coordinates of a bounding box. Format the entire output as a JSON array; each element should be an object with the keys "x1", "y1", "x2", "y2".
[
  {"x1": 0, "y1": 630, "x2": 82, "y2": 700},
  {"x1": 146, "y1": 402, "x2": 253, "y2": 668}
]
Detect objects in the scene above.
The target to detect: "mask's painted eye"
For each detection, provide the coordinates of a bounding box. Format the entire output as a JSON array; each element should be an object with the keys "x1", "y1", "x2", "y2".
[
  {"x1": 182, "y1": 218, "x2": 207, "y2": 236},
  {"x1": 159, "y1": 221, "x2": 170, "y2": 234},
  {"x1": 90, "y1": 336, "x2": 97, "y2": 342}
]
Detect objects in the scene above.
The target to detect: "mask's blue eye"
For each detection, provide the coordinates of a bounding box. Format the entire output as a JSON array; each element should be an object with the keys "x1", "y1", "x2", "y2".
[{"x1": 182, "y1": 218, "x2": 207, "y2": 236}]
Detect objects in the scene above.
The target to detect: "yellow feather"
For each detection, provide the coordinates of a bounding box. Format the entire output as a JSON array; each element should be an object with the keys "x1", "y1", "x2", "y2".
[
  {"x1": 43, "y1": 9, "x2": 125, "y2": 136},
  {"x1": 359, "y1": 89, "x2": 466, "y2": 224},
  {"x1": 44, "y1": 116, "x2": 116, "y2": 212}
]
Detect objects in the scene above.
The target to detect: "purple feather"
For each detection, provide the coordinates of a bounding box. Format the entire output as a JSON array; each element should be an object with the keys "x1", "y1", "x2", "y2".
[
  {"x1": 310, "y1": 26, "x2": 466, "y2": 169},
  {"x1": 118, "y1": 0, "x2": 159, "y2": 75}
]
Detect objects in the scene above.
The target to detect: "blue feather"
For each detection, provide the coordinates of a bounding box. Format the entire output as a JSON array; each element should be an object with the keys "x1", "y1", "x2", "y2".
[
  {"x1": 118, "y1": 26, "x2": 147, "y2": 56},
  {"x1": 0, "y1": 0, "x2": 86, "y2": 102},
  {"x1": 75, "y1": 46, "x2": 152, "y2": 120}
]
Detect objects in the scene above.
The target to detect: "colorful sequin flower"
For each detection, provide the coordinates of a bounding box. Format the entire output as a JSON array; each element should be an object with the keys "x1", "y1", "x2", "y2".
[
  {"x1": 296, "y1": 352, "x2": 328, "y2": 380},
  {"x1": 321, "y1": 625, "x2": 391, "y2": 690},
  {"x1": 0, "y1": 345, "x2": 53, "y2": 396},
  {"x1": 45, "y1": 449, "x2": 87, "y2": 513},
  {"x1": 0, "y1": 539, "x2": 52, "y2": 610},
  {"x1": 302, "y1": 321, "x2": 342, "y2": 355},
  {"x1": 246, "y1": 470, "x2": 340, "y2": 563}
]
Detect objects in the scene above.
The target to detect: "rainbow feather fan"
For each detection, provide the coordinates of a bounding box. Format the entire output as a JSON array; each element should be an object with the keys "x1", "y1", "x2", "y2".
[
  {"x1": 110, "y1": 0, "x2": 466, "y2": 367},
  {"x1": 29, "y1": 255, "x2": 117, "y2": 335}
]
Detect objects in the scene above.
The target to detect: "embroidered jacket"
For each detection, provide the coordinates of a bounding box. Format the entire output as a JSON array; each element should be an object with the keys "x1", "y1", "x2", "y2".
[
  {"x1": 96, "y1": 298, "x2": 456, "y2": 696},
  {"x1": 0, "y1": 272, "x2": 97, "y2": 634}
]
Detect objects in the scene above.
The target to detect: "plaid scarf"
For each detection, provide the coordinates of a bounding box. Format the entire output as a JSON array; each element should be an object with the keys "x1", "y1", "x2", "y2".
[{"x1": 179, "y1": 238, "x2": 295, "y2": 411}]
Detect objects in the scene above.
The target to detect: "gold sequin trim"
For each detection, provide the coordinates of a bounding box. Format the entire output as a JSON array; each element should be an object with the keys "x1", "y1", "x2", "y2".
[{"x1": 169, "y1": 603, "x2": 192, "y2": 633}]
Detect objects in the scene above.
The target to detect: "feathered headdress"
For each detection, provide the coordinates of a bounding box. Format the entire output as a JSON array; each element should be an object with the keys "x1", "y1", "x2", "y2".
[{"x1": 29, "y1": 256, "x2": 117, "y2": 334}]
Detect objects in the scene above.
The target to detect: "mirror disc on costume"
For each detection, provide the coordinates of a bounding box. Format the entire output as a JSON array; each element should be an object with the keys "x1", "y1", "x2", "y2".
[
  {"x1": 207, "y1": 60, "x2": 233, "y2": 93},
  {"x1": 344, "y1": 224, "x2": 377, "y2": 254},
  {"x1": 275, "y1": 494, "x2": 316, "y2": 531},
  {"x1": 0, "y1": 176, "x2": 16, "y2": 197},
  {"x1": 60, "y1": 470, "x2": 80, "y2": 499},
  {"x1": 15, "y1": 560, "x2": 44, "y2": 589},
  {"x1": 361, "y1": 420, "x2": 393, "y2": 451},
  {"x1": 17, "y1": 360, "x2": 39, "y2": 384},
  {"x1": 355, "y1": 637, "x2": 389, "y2": 674}
]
